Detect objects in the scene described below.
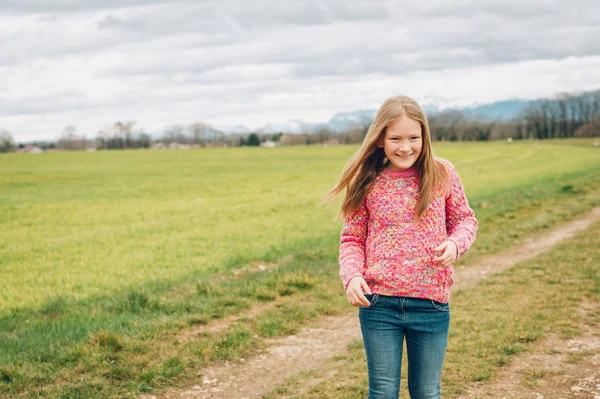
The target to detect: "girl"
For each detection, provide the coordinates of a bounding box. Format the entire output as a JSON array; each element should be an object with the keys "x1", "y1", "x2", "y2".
[{"x1": 327, "y1": 95, "x2": 478, "y2": 399}]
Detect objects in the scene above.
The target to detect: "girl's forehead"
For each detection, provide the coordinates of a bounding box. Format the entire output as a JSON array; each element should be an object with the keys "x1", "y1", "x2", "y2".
[
  {"x1": 386, "y1": 116, "x2": 422, "y2": 135},
  {"x1": 386, "y1": 123, "x2": 422, "y2": 137}
]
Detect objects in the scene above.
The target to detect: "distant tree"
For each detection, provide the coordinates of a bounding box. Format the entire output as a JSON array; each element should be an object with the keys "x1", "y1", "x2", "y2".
[
  {"x1": 239, "y1": 136, "x2": 247, "y2": 146},
  {"x1": 316, "y1": 127, "x2": 333, "y2": 145},
  {"x1": 303, "y1": 133, "x2": 319, "y2": 145},
  {"x1": 96, "y1": 129, "x2": 110, "y2": 150},
  {"x1": 114, "y1": 121, "x2": 136, "y2": 148},
  {"x1": 188, "y1": 122, "x2": 210, "y2": 145},
  {"x1": 574, "y1": 113, "x2": 600, "y2": 137},
  {"x1": 162, "y1": 124, "x2": 186, "y2": 144},
  {"x1": 247, "y1": 133, "x2": 261, "y2": 146},
  {"x1": 57, "y1": 125, "x2": 90, "y2": 150},
  {"x1": 136, "y1": 131, "x2": 152, "y2": 148},
  {"x1": 339, "y1": 127, "x2": 366, "y2": 144},
  {"x1": 517, "y1": 89, "x2": 600, "y2": 139},
  {"x1": 278, "y1": 133, "x2": 305, "y2": 146},
  {"x1": 0, "y1": 129, "x2": 15, "y2": 152}
]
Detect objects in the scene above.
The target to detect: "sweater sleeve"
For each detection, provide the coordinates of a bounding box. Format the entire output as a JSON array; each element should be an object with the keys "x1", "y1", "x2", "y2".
[
  {"x1": 339, "y1": 198, "x2": 369, "y2": 289},
  {"x1": 444, "y1": 162, "x2": 478, "y2": 260}
]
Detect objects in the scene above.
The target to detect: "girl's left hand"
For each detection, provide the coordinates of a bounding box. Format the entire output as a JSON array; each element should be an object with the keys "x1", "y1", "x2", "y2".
[{"x1": 433, "y1": 240, "x2": 458, "y2": 268}]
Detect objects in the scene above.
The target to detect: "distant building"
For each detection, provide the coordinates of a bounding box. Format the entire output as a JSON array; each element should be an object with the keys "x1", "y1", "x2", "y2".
[
  {"x1": 261, "y1": 140, "x2": 277, "y2": 148},
  {"x1": 23, "y1": 145, "x2": 43, "y2": 153},
  {"x1": 167, "y1": 142, "x2": 191, "y2": 150}
]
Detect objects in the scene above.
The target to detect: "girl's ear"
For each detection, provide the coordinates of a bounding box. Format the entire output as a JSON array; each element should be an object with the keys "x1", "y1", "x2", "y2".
[{"x1": 376, "y1": 136, "x2": 384, "y2": 148}]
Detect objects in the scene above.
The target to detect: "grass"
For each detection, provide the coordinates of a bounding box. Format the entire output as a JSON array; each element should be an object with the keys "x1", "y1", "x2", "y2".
[
  {"x1": 0, "y1": 138, "x2": 599, "y2": 397},
  {"x1": 2, "y1": 140, "x2": 599, "y2": 312}
]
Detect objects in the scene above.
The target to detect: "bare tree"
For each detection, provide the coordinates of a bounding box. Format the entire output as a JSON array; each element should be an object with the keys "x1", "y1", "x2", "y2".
[
  {"x1": 0, "y1": 129, "x2": 15, "y2": 152},
  {"x1": 340, "y1": 127, "x2": 367, "y2": 144},
  {"x1": 187, "y1": 122, "x2": 210, "y2": 145},
  {"x1": 316, "y1": 127, "x2": 333, "y2": 145},
  {"x1": 114, "y1": 121, "x2": 136, "y2": 148},
  {"x1": 57, "y1": 125, "x2": 90, "y2": 150},
  {"x1": 517, "y1": 89, "x2": 600, "y2": 139},
  {"x1": 162, "y1": 124, "x2": 186, "y2": 144}
]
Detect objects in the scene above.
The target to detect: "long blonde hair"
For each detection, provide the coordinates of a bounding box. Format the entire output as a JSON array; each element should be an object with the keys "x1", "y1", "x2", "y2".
[{"x1": 326, "y1": 95, "x2": 448, "y2": 221}]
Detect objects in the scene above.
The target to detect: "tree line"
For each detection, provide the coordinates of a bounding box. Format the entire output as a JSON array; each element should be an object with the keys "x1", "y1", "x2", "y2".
[
  {"x1": 2, "y1": 89, "x2": 599, "y2": 153},
  {"x1": 516, "y1": 90, "x2": 600, "y2": 139}
]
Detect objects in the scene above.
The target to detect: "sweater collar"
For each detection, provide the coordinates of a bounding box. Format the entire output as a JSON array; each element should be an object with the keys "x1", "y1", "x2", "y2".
[{"x1": 381, "y1": 165, "x2": 419, "y2": 178}]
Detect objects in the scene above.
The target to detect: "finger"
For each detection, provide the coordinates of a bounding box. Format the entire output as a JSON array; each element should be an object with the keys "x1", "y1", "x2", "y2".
[
  {"x1": 357, "y1": 294, "x2": 370, "y2": 307},
  {"x1": 350, "y1": 293, "x2": 366, "y2": 307},
  {"x1": 350, "y1": 291, "x2": 369, "y2": 307},
  {"x1": 361, "y1": 280, "x2": 372, "y2": 295},
  {"x1": 434, "y1": 242, "x2": 447, "y2": 251}
]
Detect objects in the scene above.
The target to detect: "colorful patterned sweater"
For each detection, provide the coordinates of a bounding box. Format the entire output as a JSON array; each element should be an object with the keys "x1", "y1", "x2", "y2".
[{"x1": 339, "y1": 159, "x2": 478, "y2": 303}]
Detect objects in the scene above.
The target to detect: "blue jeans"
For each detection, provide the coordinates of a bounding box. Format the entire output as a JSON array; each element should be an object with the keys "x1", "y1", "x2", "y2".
[{"x1": 359, "y1": 294, "x2": 450, "y2": 399}]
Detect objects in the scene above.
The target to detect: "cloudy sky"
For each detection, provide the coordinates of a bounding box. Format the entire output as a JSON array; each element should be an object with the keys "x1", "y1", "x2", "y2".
[{"x1": 1, "y1": 0, "x2": 600, "y2": 142}]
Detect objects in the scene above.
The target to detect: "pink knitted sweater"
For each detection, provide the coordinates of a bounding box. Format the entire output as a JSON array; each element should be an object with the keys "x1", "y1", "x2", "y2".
[{"x1": 339, "y1": 159, "x2": 478, "y2": 303}]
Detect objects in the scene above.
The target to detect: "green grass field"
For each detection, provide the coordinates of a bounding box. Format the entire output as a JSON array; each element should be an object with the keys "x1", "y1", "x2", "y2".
[{"x1": 1, "y1": 138, "x2": 599, "y2": 397}]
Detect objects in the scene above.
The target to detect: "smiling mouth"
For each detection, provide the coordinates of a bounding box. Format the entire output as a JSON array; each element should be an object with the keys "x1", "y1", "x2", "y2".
[{"x1": 396, "y1": 154, "x2": 413, "y2": 159}]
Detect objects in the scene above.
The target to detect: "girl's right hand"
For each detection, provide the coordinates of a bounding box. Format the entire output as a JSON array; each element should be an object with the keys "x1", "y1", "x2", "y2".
[{"x1": 345, "y1": 276, "x2": 372, "y2": 307}]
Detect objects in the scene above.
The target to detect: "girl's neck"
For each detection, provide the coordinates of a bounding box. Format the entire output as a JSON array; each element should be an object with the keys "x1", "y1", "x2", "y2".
[{"x1": 382, "y1": 164, "x2": 419, "y2": 178}]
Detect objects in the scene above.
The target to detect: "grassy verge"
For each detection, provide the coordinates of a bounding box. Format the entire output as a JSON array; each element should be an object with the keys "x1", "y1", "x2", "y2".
[{"x1": 259, "y1": 221, "x2": 600, "y2": 399}]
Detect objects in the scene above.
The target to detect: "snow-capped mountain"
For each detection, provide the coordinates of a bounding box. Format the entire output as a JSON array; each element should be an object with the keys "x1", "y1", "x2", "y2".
[
  {"x1": 213, "y1": 124, "x2": 251, "y2": 134},
  {"x1": 257, "y1": 119, "x2": 306, "y2": 134},
  {"x1": 326, "y1": 109, "x2": 376, "y2": 132},
  {"x1": 218, "y1": 99, "x2": 533, "y2": 135}
]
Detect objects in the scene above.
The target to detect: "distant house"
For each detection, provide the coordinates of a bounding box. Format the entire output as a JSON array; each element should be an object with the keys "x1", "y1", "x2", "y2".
[
  {"x1": 24, "y1": 145, "x2": 43, "y2": 153},
  {"x1": 167, "y1": 142, "x2": 191, "y2": 150},
  {"x1": 261, "y1": 140, "x2": 277, "y2": 148}
]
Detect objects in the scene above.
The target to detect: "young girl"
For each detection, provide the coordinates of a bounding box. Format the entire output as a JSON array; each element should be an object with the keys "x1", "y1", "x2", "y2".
[{"x1": 327, "y1": 95, "x2": 478, "y2": 399}]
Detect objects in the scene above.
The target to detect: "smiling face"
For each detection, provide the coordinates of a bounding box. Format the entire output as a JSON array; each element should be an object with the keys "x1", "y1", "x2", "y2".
[{"x1": 378, "y1": 116, "x2": 423, "y2": 171}]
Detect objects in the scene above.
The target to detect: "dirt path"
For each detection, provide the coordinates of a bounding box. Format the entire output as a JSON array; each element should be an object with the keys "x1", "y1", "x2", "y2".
[
  {"x1": 461, "y1": 302, "x2": 600, "y2": 399},
  {"x1": 141, "y1": 206, "x2": 600, "y2": 399}
]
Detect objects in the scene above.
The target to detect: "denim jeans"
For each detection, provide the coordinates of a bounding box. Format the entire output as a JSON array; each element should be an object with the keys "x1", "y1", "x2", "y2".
[{"x1": 359, "y1": 294, "x2": 450, "y2": 399}]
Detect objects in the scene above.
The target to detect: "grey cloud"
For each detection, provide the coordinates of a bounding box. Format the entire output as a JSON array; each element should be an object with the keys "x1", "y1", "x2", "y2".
[
  {"x1": 232, "y1": 2, "x2": 388, "y2": 29},
  {"x1": 96, "y1": 4, "x2": 223, "y2": 35},
  {"x1": 12, "y1": 0, "x2": 600, "y2": 73},
  {"x1": 95, "y1": 1, "x2": 389, "y2": 38},
  {"x1": 3, "y1": 0, "x2": 600, "y2": 123},
  {"x1": 415, "y1": 0, "x2": 562, "y2": 20},
  {"x1": 0, "y1": 0, "x2": 186, "y2": 14}
]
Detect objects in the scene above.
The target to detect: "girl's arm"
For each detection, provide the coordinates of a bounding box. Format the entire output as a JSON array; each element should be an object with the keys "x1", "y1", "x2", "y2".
[
  {"x1": 339, "y1": 199, "x2": 369, "y2": 289},
  {"x1": 444, "y1": 161, "x2": 478, "y2": 260}
]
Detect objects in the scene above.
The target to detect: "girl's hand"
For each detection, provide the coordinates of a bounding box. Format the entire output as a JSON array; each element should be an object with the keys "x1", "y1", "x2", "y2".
[
  {"x1": 433, "y1": 240, "x2": 458, "y2": 268},
  {"x1": 345, "y1": 276, "x2": 372, "y2": 307}
]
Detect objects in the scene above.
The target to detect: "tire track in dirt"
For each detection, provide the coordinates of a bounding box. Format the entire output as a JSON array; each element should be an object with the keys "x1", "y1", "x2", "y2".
[{"x1": 141, "y1": 206, "x2": 600, "y2": 399}]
